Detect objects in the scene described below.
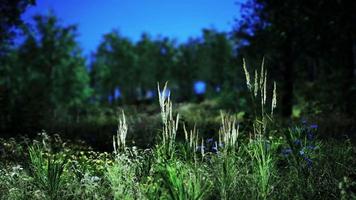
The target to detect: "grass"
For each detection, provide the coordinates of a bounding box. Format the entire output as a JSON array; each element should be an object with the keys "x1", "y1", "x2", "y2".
[
  {"x1": 0, "y1": 61, "x2": 355, "y2": 199},
  {"x1": 28, "y1": 143, "x2": 67, "y2": 200}
]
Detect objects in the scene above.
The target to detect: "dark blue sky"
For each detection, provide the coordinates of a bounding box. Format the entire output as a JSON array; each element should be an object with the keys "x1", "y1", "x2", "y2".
[{"x1": 22, "y1": 0, "x2": 242, "y2": 56}]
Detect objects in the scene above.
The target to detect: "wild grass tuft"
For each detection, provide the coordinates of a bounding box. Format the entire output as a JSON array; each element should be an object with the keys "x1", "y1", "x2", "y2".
[
  {"x1": 113, "y1": 110, "x2": 128, "y2": 154},
  {"x1": 28, "y1": 143, "x2": 67, "y2": 200},
  {"x1": 157, "y1": 82, "x2": 180, "y2": 159}
]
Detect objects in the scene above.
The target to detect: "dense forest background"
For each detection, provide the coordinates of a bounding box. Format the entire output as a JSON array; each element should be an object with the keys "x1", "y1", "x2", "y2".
[{"x1": 0, "y1": 0, "x2": 355, "y2": 146}]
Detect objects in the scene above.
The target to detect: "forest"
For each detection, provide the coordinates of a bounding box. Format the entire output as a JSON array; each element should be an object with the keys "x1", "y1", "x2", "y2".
[{"x1": 0, "y1": 0, "x2": 355, "y2": 199}]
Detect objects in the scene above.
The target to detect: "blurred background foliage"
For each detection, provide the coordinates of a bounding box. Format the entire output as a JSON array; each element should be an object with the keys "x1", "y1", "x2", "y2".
[{"x1": 0, "y1": 0, "x2": 355, "y2": 147}]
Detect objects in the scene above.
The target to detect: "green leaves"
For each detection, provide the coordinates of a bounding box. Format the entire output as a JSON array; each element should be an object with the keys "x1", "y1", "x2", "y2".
[
  {"x1": 157, "y1": 160, "x2": 211, "y2": 200},
  {"x1": 28, "y1": 144, "x2": 67, "y2": 200}
]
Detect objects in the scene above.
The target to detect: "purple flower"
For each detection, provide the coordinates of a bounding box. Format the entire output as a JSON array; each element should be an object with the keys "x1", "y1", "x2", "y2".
[
  {"x1": 304, "y1": 157, "x2": 313, "y2": 168},
  {"x1": 211, "y1": 146, "x2": 218, "y2": 153},
  {"x1": 282, "y1": 148, "x2": 292, "y2": 156},
  {"x1": 206, "y1": 138, "x2": 214, "y2": 143},
  {"x1": 301, "y1": 118, "x2": 308, "y2": 125},
  {"x1": 310, "y1": 124, "x2": 318, "y2": 129},
  {"x1": 307, "y1": 132, "x2": 314, "y2": 141},
  {"x1": 294, "y1": 139, "x2": 302, "y2": 146}
]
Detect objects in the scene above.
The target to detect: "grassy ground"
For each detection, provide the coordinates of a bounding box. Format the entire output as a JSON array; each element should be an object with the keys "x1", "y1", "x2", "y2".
[{"x1": 1, "y1": 68, "x2": 355, "y2": 200}]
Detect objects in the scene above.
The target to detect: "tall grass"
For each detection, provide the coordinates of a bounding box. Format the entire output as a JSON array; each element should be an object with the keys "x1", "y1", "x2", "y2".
[
  {"x1": 242, "y1": 58, "x2": 278, "y2": 199},
  {"x1": 157, "y1": 82, "x2": 180, "y2": 159},
  {"x1": 113, "y1": 110, "x2": 128, "y2": 153},
  {"x1": 28, "y1": 143, "x2": 67, "y2": 200},
  {"x1": 0, "y1": 59, "x2": 354, "y2": 199}
]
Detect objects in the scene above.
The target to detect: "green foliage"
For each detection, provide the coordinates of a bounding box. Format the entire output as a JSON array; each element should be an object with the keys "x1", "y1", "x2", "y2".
[
  {"x1": 0, "y1": 61, "x2": 355, "y2": 200},
  {"x1": 247, "y1": 138, "x2": 276, "y2": 199},
  {"x1": 2, "y1": 13, "x2": 91, "y2": 133},
  {"x1": 28, "y1": 143, "x2": 67, "y2": 200},
  {"x1": 235, "y1": 0, "x2": 356, "y2": 117},
  {"x1": 0, "y1": 165, "x2": 40, "y2": 199},
  {"x1": 210, "y1": 151, "x2": 242, "y2": 200},
  {"x1": 106, "y1": 150, "x2": 144, "y2": 199},
  {"x1": 157, "y1": 159, "x2": 211, "y2": 200}
]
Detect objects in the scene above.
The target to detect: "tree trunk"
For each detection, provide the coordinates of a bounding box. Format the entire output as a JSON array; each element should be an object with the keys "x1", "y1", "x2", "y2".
[
  {"x1": 281, "y1": 60, "x2": 294, "y2": 117},
  {"x1": 343, "y1": 32, "x2": 355, "y2": 117},
  {"x1": 281, "y1": 40, "x2": 295, "y2": 118}
]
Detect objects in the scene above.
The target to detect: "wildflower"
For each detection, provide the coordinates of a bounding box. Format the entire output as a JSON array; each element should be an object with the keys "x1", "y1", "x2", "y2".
[
  {"x1": 90, "y1": 176, "x2": 100, "y2": 182},
  {"x1": 306, "y1": 145, "x2": 316, "y2": 150},
  {"x1": 310, "y1": 124, "x2": 318, "y2": 129},
  {"x1": 206, "y1": 138, "x2": 214, "y2": 143},
  {"x1": 307, "y1": 132, "x2": 314, "y2": 141},
  {"x1": 301, "y1": 118, "x2": 308, "y2": 125},
  {"x1": 281, "y1": 148, "x2": 292, "y2": 156},
  {"x1": 303, "y1": 157, "x2": 313, "y2": 168},
  {"x1": 299, "y1": 150, "x2": 305, "y2": 156},
  {"x1": 12, "y1": 165, "x2": 23, "y2": 171},
  {"x1": 211, "y1": 145, "x2": 218, "y2": 153},
  {"x1": 145, "y1": 90, "x2": 154, "y2": 99},
  {"x1": 294, "y1": 139, "x2": 302, "y2": 146}
]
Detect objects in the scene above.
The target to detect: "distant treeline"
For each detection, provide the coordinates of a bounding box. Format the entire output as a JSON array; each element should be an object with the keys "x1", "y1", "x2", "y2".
[{"x1": 0, "y1": 0, "x2": 355, "y2": 135}]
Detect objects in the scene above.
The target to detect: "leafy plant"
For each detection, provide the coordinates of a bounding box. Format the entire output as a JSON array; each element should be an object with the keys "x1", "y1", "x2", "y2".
[
  {"x1": 157, "y1": 159, "x2": 211, "y2": 200},
  {"x1": 28, "y1": 144, "x2": 67, "y2": 200}
]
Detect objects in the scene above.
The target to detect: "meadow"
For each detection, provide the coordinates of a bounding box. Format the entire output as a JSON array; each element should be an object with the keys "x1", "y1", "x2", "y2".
[{"x1": 0, "y1": 64, "x2": 355, "y2": 200}]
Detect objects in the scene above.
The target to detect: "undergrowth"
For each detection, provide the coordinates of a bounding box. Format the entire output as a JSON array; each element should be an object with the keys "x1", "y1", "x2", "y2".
[{"x1": 0, "y1": 60, "x2": 355, "y2": 199}]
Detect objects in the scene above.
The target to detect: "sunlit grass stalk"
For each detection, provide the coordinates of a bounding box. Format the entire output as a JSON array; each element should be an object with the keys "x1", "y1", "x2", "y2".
[
  {"x1": 242, "y1": 58, "x2": 277, "y2": 138},
  {"x1": 219, "y1": 112, "x2": 239, "y2": 152},
  {"x1": 158, "y1": 82, "x2": 180, "y2": 159},
  {"x1": 271, "y1": 81, "x2": 277, "y2": 116},
  {"x1": 183, "y1": 124, "x2": 199, "y2": 162},
  {"x1": 113, "y1": 110, "x2": 127, "y2": 154}
]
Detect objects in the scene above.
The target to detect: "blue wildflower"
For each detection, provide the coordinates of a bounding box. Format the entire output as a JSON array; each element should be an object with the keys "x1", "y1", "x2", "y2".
[
  {"x1": 145, "y1": 90, "x2": 154, "y2": 99},
  {"x1": 303, "y1": 157, "x2": 313, "y2": 168},
  {"x1": 114, "y1": 87, "x2": 121, "y2": 99},
  {"x1": 299, "y1": 150, "x2": 305, "y2": 156},
  {"x1": 206, "y1": 138, "x2": 214, "y2": 143},
  {"x1": 307, "y1": 132, "x2": 314, "y2": 141},
  {"x1": 211, "y1": 146, "x2": 218, "y2": 153},
  {"x1": 108, "y1": 95, "x2": 114, "y2": 103},
  {"x1": 294, "y1": 139, "x2": 302, "y2": 146},
  {"x1": 281, "y1": 148, "x2": 292, "y2": 156},
  {"x1": 301, "y1": 118, "x2": 308, "y2": 125},
  {"x1": 310, "y1": 124, "x2": 318, "y2": 129},
  {"x1": 306, "y1": 145, "x2": 316, "y2": 150}
]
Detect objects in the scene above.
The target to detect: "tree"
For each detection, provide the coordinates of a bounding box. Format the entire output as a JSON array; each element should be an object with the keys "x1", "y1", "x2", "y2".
[
  {"x1": 91, "y1": 30, "x2": 138, "y2": 104},
  {"x1": 0, "y1": 0, "x2": 35, "y2": 131},
  {"x1": 198, "y1": 29, "x2": 236, "y2": 93},
  {"x1": 235, "y1": 0, "x2": 356, "y2": 117},
  {"x1": 0, "y1": 0, "x2": 35, "y2": 53},
  {"x1": 4, "y1": 13, "x2": 91, "y2": 132}
]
